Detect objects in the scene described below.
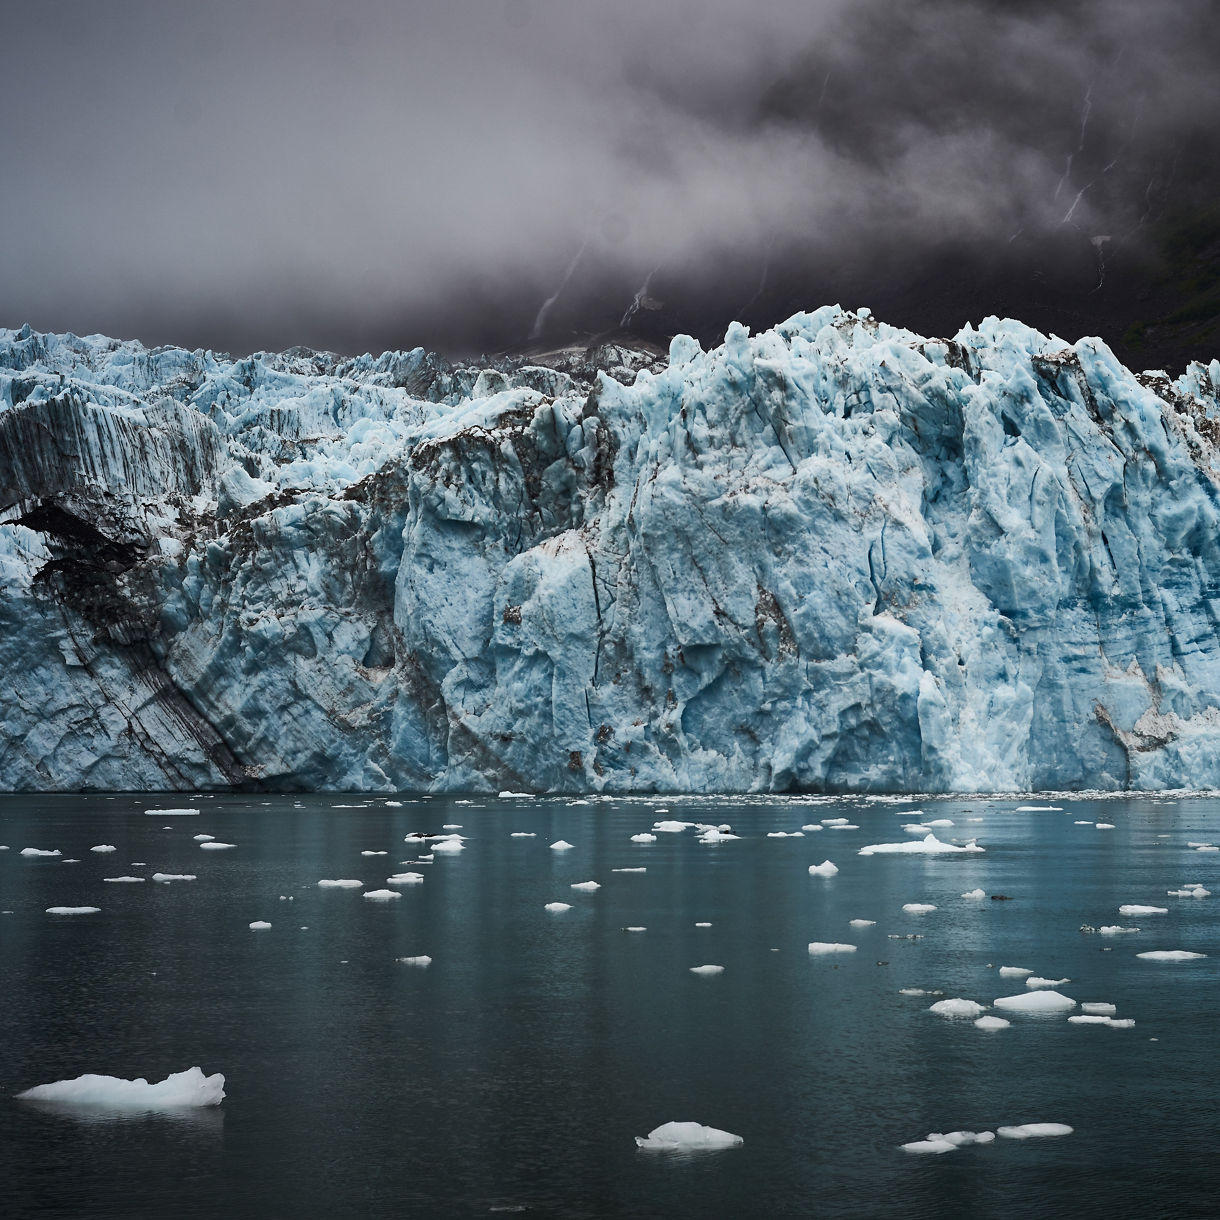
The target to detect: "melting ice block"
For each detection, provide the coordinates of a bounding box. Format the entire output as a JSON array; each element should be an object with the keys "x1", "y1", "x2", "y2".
[
  {"x1": 929, "y1": 998, "x2": 986, "y2": 1019},
  {"x1": 318, "y1": 879, "x2": 363, "y2": 888},
  {"x1": 993, "y1": 991, "x2": 1076, "y2": 1013},
  {"x1": 549, "y1": 840, "x2": 575, "y2": 851},
  {"x1": 974, "y1": 1016, "x2": 1010, "y2": 1031},
  {"x1": 1025, "y1": 976, "x2": 1070, "y2": 989},
  {"x1": 17, "y1": 1067, "x2": 224, "y2": 1108},
  {"x1": 397, "y1": 955, "x2": 432, "y2": 967},
  {"x1": 808, "y1": 942, "x2": 857, "y2": 955},
  {"x1": 22, "y1": 848, "x2": 61, "y2": 857},
  {"x1": 249, "y1": 921, "x2": 271, "y2": 929},
  {"x1": 362, "y1": 889, "x2": 401, "y2": 900},
  {"x1": 903, "y1": 903, "x2": 936, "y2": 914},
  {"x1": 104, "y1": 876, "x2": 145, "y2": 883},
  {"x1": 631, "y1": 833, "x2": 657, "y2": 843},
  {"x1": 1119, "y1": 904, "x2": 1167, "y2": 916},
  {"x1": 387, "y1": 872, "x2": 425, "y2": 885},
  {"x1": 570, "y1": 881, "x2": 600, "y2": 891},
  {"x1": 1136, "y1": 950, "x2": 1206, "y2": 961},
  {"x1": 849, "y1": 919, "x2": 876, "y2": 927},
  {"x1": 151, "y1": 873, "x2": 196, "y2": 882},
  {"x1": 996, "y1": 1123, "x2": 1073, "y2": 1139},
  {"x1": 199, "y1": 842, "x2": 235, "y2": 851},
  {"x1": 144, "y1": 808, "x2": 199, "y2": 816},
  {"x1": 46, "y1": 906, "x2": 100, "y2": 915},
  {"x1": 808, "y1": 860, "x2": 839, "y2": 877},
  {"x1": 859, "y1": 835, "x2": 983, "y2": 855},
  {"x1": 689, "y1": 964, "x2": 725, "y2": 976},
  {"x1": 901, "y1": 1138, "x2": 957, "y2": 1154},
  {"x1": 635, "y1": 1121, "x2": 742, "y2": 1150},
  {"x1": 90, "y1": 845, "x2": 117, "y2": 853},
  {"x1": 544, "y1": 902, "x2": 572, "y2": 912},
  {"x1": 961, "y1": 888, "x2": 986, "y2": 900}
]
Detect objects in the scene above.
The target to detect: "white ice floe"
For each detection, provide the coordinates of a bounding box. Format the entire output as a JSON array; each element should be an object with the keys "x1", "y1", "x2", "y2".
[
  {"x1": 901, "y1": 1138, "x2": 957, "y2": 1155},
  {"x1": 767, "y1": 831, "x2": 805, "y2": 838},
  {"x1": 849, "y1": 919, "x2": 876, "y2": 927},
  {"x1": 249, "y1": 921, "x2": 271, "y2": 930},
  {"x1": 821, "y1": 818, "x2": 850, "y2": 826},
  {"x1": 431, "y1": 839, "x2": 464, "y2": 853},
  {"x1": 199, "y1": 842, "x2": 235, "y2": 851},
  {"x1": 509, "y1": 832, "x2": 536, "y2": 837},
  {"x1": 385, "y1": 801, "x2": 403, "y2": 807},
  {"x1": 695, "y1": 922, "x2": 712, "y2": 927},
  {"x1": 689, "y1": 965, "x2": 725, "y2": 976},
  {"x1": 363, "y1": 889, "x2": 401, "y2": 900},
  {"x1": 1136, "y1": 950, "x2": 1206, "y2": 961},
  {"x1": 903, "y1": 903, "x2": 936, "y2": 914},
  {"x1": 1025, "y1": 976, "x2": 1071, "y2": 989},
  {"x1": 47, "y1": 906, "x2": 100, "y2": 915},
  {"x1": 193, "y1": 834, "x2": 214, "y2": 842},
  {"x1": 1075, "y1": 820, "x2": 1094, "y2": 825},
  {"x1": 829, "y1": 824, "x2": 859, "y2": 830},
  {"x1": 961, "y1": 889, "x2": 986, "y2": 900},
  {"x1": 612, "y1": 867, "x2": 647, "y2": 873},
  {"x1": 387, "y1": 872, "x2": 425, "y2": 885},
  {"x1": 397, "y1": 955, "x2": 432, "y2": 966},
  {"x1": 360, "y1": 850, "x2": 388, "y2": 857},
  {"x1": 152, "y1": 873, "x2": 195, "y2": 882},
  {"x1": 899, "y1": 988, "x2": 943, "y2": 997},
  {"x1": 1096, "y1": 823, "x2": 1116, "y2": 830},
  {"x1": 442, "y1": 824, "x2": 461, "y2": 830},
  {"x1": 499, "y1": 791, "x2": 533, "y2": 798},
  {"x1": 859, "y1": 835, "x2": 983, "y2": 856},
  {"x1": 21, "y1": 848, "x2": 61, "y2": 857},
  {"x1": 1081, "y1": 1002, "x2": 1117, "y2": 1015},
  {"x1": 808, "y1": 942, "x2": 857, "y2": 955},
  {"x1": 544, "y1": 902, "x2": 572, "y2": 912},
  {"x1": 925, "y1": 819, "x2": 955, "y2": 828},
  {"x1": 697, "y1": 828, "x2": 739, "y2": 843},
  {"x1": 974, "y1": 1016, "x2": 1011, "y2": 1031},
  {"x1": 993, "y1": 991, "x2": 1076, "y2": 1013},
  {"x1": 624, "y1": 926, "x2": 647, "y2": 932},
  {"x1": 144, "y1": 808, "x2": 199, "y2": 816},
  {"x1": 927, "y1": 1130, "x2": 996, "y2": 1147},
  {"x1": 996, "y1": 1123, "x2": 1073, "y2": 1139},
  {"x1": 16, "y1": 1067, "x2": 224, "y2": 1108},
  {"x1": 1119, "y1": 905, "x2": 1167, "y2": 916},
  {"x1": 570, "y1": 881, "x2": 601, "y2": 891},
  {"x1": 318, "y1": 879, "x2": 363, "y2": 888},
  {"x1": 1068, "y1": 1015, "x2": 1135, "y2": 1027},
  {"x1": 1196, "y1": 845, "x2": 1219, "y2": 853},
  {"x1": 103, "y1": 876, "x2": 145, "y2": 883},
  {"x1": 1014, "y1": 806, "x2": 1063, "y2": 812},
  {"x1": 929, "y1": 998, "x2": 986, "y2": 1019},
  {"x1": 800, "y1": 824, "x2": 824, "y2": 831},
  {"x1": 549, "y1": 840, "x2": 575, "y2": 851},
  {"x1": 90, "y1": 845, "x2": 117, "y2": 853},
  {"x1": 631, "y1": 833, "x2": 658, "y2": 843},
  {"x1": 902, "y1": 824, "x2": 932, "y2": 834},
  {"x1": 808, "y1": 860, "x2": 839, "y2": 877},
  {"x1": 653, "y1": 820, "x2": 693, "y2": 833},
  {"x1": 635, "y1": 1121, "x2": 742, "y2": 1150},
  {"x1": 1099, "y1": 925, "x2": 1141, "y2": 934}
]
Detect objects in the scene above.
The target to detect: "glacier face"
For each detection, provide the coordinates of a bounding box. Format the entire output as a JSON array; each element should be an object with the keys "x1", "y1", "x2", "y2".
[{"x1": 2, "y1": 309, "x2": 1220, "y2": 793}]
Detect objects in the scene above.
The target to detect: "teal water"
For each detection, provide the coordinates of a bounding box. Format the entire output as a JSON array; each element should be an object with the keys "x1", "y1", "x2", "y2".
[{"x1": 0, "y1": 792, "x2": 1216, "y2": 1218}]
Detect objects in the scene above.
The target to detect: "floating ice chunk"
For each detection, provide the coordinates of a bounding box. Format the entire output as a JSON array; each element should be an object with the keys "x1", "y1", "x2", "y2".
[
  {"x1": 974, "y1": 1016, "x2": 1011, "y2": 1031},
  {"x1": 1014, "y1": 806, "x2": 1063, "y2": 812},
  {"x1": 925, "y1": 819, "x2": 954, "y2": 828},
  {"x1": 509, "y1": 832, "x2": 536, "y2": 837},
  {"x1": 151, "y1": 873, "x2": 195, "y2": 883},
  {"x1": 808, "y1": 860, "x2": 839, "y2": 877},
  {"x1": 1069, "y1": 1015, "x2": 1135, "y2": 1027},
  {"x1": 961, "y1": 889, "x2": 986, "y2": 900},
  {"x1": 821, "y1": 818, "x2": 850, "y2": 826},
  {"x1": 442, "y1": 824, "x2": 462, "y2": 830},
  {"x1": 47, "y1": 906, "x2": 100, "y2": 915},
  {"x1": 1099, "y1": 925, "x2": 1140, "y2": 934},
  {"x1": 899, "y1": 988, "x2": 942, "y2": 997},
  {"x1": 695, "y1": 921, "x2": 712, "y2": 927},
  {"x1": 549, "y1": 840, "x2": 575, "y2": 851},
  {"x1": 363, "y1": 889, "x2": 401, "y2": 900},
  {"x1": 499, "y1": 791, "x2": 533, "y2": 798},
  {"x1": 829, "y1": 824, "x2": 859, "y2": 830},
  {"x1": 360, "y1": 850, "x2": 388, "y2": 857},
  {"x1": 631, "y1": 833, "x2": 658, "y2": 843},
  {"x1": 1074, "y1": 820, "x2": 1094, "y2": 825},
  {"x1": 635, "y1": 1121, "x2": 742, "y2": 1150},
  {"x1": 997, "y1": 1123, "x2": 1073, "y2": 1139},
  {"x1": 193, "y1": 834, "x2": 214, "y2": 842},
  {"x1": 385, "y1": 801, "x2": 403, "y2": 807},
  {"x1": 387, "y1": 872, "x2": 425, "y2": 885},
  {"x1": 1081, "y1": 1003, "x2": 1118, "y2": 1015},
  {"x1": 859, "y1": 835, "x2": 983, "y2": 856},
  {"x1": 624, "y1": 926, "x2": 647, "y2": 932},
  {"x1": 902, "y1": 824, "x2": 933, "y2": 834},
  {"x1": 317, "y1": 879, "x2": 363, "y2": 888},
  {"x1": 431, "y1": 839, "x2": 464, "y2": 853},
  {"x1": 901, "y1": 1138, "x2": 958, "y2": 1155},
  {"x1": 1119, "y1": 905, "x2": 1167, "y2": 916},
  {"x1": 199, "y1": 842, "x2": 235, "y2": 851},
  {"x1": 800, "y1": 824, "x2": 824, "y2": 831},
  {"x1": 570, "y1": 881, "x2": 601, "y2": 891},
  {"x1": 22, "y1": 848, "x2": 61, "y2": 857},
  {"x1": 103, "y1": 876, "x2": 145, "y2": 883},
  {"x1": 249, "y1": 921, "x2": 271, "y2": 930},
  {"x1": 144, "y1": 808, "x2": 199, "y2": 816},
  {"x1": 903, "y1": 903, "x2": 936, "y2": 914},
  {"x1": 397, "y1": 955, "x2": 432, "y2": 966},
  {"x1": 689, "y1": 965, "x2": 725, "y2": 976},
  {"x1": 544, "y1": 902, "x2": 572, "y2": 912},
  {"x1": 767, "y1": 831, "x2": 805, "y2": 838},
  {"x1": 930, "y1": 1130, "x2": 996, "y2": 1146},
  {"x1": 652, "y1": 821, "x2": 693, "y2": 833},
  {"x1": 1095, "y1": 823, "x2": 1115, "y2": 830},
  {"x1": 696, "y1": 828, "x2": 738, "y2": 843},
  {"x1": 90, "y1": 845, "x2": 117, "y2": 853},
  {"x1": 1136, "y1": 950, "x2": 1206, "y2": 961},
  {"x1": 993, "y1": 991, "x2": 1076, "y2": 1013},
  {"x1": 1026, "y1": 976, "x2": 1070, "y2": 989},
  {"x1": 612, "y1": 867, "x2": 647, "y2": 873},
  {"x1": 929, "y1": 998, "x2": 986, "y2": 1019},
  {"x1": 808, "y1": 942, "x2": 857, "y2": 955},
  {"x1": 849, "y1": 919, "x2": 876, "y2": 927},
  {"x1": 16, "y1": 1067, "x2": 224, "y2": 1108},
  {"x1": 1196, "y1": 845, "x2": 1219, "y2": 853}
]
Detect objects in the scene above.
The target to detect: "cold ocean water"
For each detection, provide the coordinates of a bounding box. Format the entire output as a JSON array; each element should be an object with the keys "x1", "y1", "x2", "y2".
[{"x1": 0, "y1": 791, "x2": 1216, "y2": 1219}]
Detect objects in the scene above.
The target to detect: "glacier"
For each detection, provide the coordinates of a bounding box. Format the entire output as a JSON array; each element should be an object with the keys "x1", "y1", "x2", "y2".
[{"x1": 2, "y1": 307, "x2": 1220, "y2": 794}]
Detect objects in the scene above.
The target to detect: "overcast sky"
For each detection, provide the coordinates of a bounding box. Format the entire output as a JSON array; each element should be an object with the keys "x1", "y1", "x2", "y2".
[{"x1": 2, "y1": 0, "x2": 1215, "y2": 355}]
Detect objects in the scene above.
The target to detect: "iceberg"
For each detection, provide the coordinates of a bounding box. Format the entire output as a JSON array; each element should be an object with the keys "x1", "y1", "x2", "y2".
[
  {"x1": 807, "y1": 942, "x2": 857, "y2": 955},
  {"x1": 993, "y1": 991, "x2": 1076, "y2": 1013},
  {"x1": 974, "y1": 1016, "x2": 1010, "y2": 1031},
  {"x1": 46, "y1": 906, "x2": 100, "y2": 915},
  {"x1": 1118, "y1": 905, "x2": 1168, "y2": 916},
  {"x1": 929, "y1": 998, "x2": 986, "y2": 1019},
  {"x1": 1136, "y1": 950, "x2": 1206, "y2": 960},
  {"x1": 689, "y1": 964, "x2": 725, "y2": 976},
  {"x1": 808, "y1": 860, "x2": 839, "y2": 877},
  {"x1": 318, "y1": 878, "x2": 364, "y2": 888},
  {"x1": 635, "y1": 1121, "x2": 742, "y2": 1150},
  {"x1": 16, "y1": 1067, "x2": 224, "y2": 1108},
  {"x1": 996, "y1": 1123, "x2": 1073, "y2": 1139},
  {"x1": 859, "y1": 835, "x2": 983, "y2": 856}
]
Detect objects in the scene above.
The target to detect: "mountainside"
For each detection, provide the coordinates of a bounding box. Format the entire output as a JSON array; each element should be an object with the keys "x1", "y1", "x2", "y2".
[{"x1": 2, "y1": 309, "x2": 1220, "y2": 793}]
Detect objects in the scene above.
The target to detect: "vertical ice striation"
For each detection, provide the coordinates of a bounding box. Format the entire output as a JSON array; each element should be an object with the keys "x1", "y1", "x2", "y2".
[{"x1": 2, "y1": 310, "x2": 1220, "y2": 792}]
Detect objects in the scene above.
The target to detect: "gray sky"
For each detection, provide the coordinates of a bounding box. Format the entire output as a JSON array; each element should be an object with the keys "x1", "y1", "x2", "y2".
[{"x1": 2, "y1": 0, "x2": 1215, "y2": 355}]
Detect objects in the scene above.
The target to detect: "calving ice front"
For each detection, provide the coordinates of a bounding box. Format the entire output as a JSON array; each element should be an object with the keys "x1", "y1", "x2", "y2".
[{"x1": 2, "y1": 308, "x2": 1219, "y2": 793}]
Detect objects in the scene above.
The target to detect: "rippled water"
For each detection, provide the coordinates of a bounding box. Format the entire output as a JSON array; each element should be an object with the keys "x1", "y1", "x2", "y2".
[{"x1": 0, "y1": 791, "x2": 1216, "y2": 1218}]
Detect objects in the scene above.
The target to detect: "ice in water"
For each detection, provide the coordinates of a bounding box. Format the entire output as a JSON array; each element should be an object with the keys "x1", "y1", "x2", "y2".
[
  {"x1": 903, "y1": 903, "x2": 936, "y2": 914},
  {"x1": 363, "y1": 889, "x2": 401, "y2": 900},
  {"x1": 808, "y1": 860, "x2": 839, "y2": 877},
  {"x1": 90, "y1": 845, "x2": 117, "y2": 853},
  {"x1": 689, "y1": 965, "x2": 725, "y2": 976},
  {"x1": 993, "y1": 991, "x2": 1076, "y2": 1013},
  {"x1": 544, "y1": 902, "x2": 572, "y2": 912},
  {"x1": 249, "y1": 921, "x2": 272, "y2": 930},
  {"x1": 16, "y1": 1067, "x2": 224, "y2": 1108},
  {"x1": 635, "y1": 1121, "x2": 742, "y2": 1150},
  {"x1": 570, "y1": 881, "x2": 600, "y2": 891},
  {"x1": 808, "y1": 942, "x2": 857, "y2": 955},
  {"x1": 859, "y1": 835, "x2": 983, "y2": 856},
  {"x1": 929, "y1": 998, "x2": 986, "y2": 1019},
  {"x1": 974, "y1": 1016, "x2": 1011, "y2": 1031},
  {"x1": 549, "y1": 840, "x2": 575, "y2": 851},
  {"x1": 1136, "y1": 950, "x2": 1206, "y2": 961},
  {"x1": 46, "y1": 906, "x2": 100, "y2": 915},
  {"x1": 318, "y1": 879, "x2": 363, "y2": 888},
  {"x1": 1118, "y1": 904, "x2": 1167, "y2": 915},
  {"x1": 997, "y1": 1123, "x2": 1073, "y2": 1138}
]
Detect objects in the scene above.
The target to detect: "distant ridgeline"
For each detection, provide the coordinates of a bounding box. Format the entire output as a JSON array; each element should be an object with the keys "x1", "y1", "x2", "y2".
[{"x1": 2, "y1": 309, "x2": 1220, "y2": 793}]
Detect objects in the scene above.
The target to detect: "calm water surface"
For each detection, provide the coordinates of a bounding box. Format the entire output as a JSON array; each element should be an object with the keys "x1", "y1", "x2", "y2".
[{"x1": 0, "y1": 792, "x2": 1216, "y2": 1218}]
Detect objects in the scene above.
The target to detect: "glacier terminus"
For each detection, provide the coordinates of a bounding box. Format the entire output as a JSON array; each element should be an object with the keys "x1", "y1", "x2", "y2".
[{"x1": 3, "y1": 306, "x2": 1220, "y2": 794}]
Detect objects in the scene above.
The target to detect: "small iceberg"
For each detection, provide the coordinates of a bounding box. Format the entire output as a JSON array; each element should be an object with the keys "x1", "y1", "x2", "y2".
[
  {"x1": 16, "y1": 1067, "x2": 224, "y2": 1108},
  {"x1": 996, "y1": 1123, "x2": 1073, "y2": 1139},
  {"x1": 549, "y1": 840, "x2": 575, "y2": 851},
  {"x1": 961, "y1": 889, "x2": 986, "y2": 900},
  {"x1": 1025, "y1": 976, "x2": 1070, "y2": 989},
  {"x1": 808, "y1": 942, "x2": 857, "y2": 955},
  {"x1": 1014, "y1": 806, "x2": 1063, "y2": 812},
  {"x1": 387, "y1": 872, "x2": 425, "y2": 885},
  {"x1": 859, "y1": 835, "x2": 983, "y2": 856},
  {"x1": 974, "y1": 1016, "x2": 1010, "y2": 1031},
  {"x1": 46, "y1": 906, "x2": 100, "y2": 915},
  {"x1": 104, "y1": 876, "x2": 145, "y2": 884},
  {"x1": 318, "y1": 879, "x2": 363, "y2": 888},
  {"x1": 249, "y1": 921, "x2": 271, "y2": 930},
  {"x1": 193, "y1": 834, "x2": 214, "y2": 842},
  {"x1": 1068, "y1": 1015, "x2": 1135, "y2": 1027},
  {"x1": 362, "y1": 889, "x2": 402, "y2": 900},
  {"x1": 544, "y1": 902, "x2": 572, "y2": 912},
  {"x1": 1136, "y1": 950, "x2": 1206, "y2": 961},
  {"x1": 767, "y1": 831, "x2": 805, "y2": 838},
  {"x1": 1098, "y1": 925, "x2": 1140, "y2": 935},
  {"x1": 199, "y1": 842, "x2": 235, "y2": 851},
  {"x1": 652, "y1": 820, "x2": 693, "y2": 833},
  {"x1": 397, "y1": 955, "x2": 432, "y2": 967},
  {"x1": 90, "y1": 845, "x2": 117, "y2": 853},
  {"x1": 1118, "y1": 905, "x2": 1168, "y2": 916},
  {"x1": 901, "y1": 1138, "x2": 957, "y2": 1155},
  {"x1": 903, "y1": 903, "x2": 936, "y2": 914},
  {"x1": 22, "y1": 848, "x2": 61, "y2": 858},
  {"x1": 993, "y1": 991, "x2": 1076, "y2": 1013},
  {"x1": 360, "y1": 850, "x2": 388, "y2": 857},
  {"x1": 808, "y1": 860, "x2": 839, "y2": 877},
  {"x1": 848, "y1": 919, "x2": 876, "y2": 927},
  {"x1": 1081, "y1": 1002, "x2": 1117, "y2": 1015},
  {"x1": 612, "y1": 867, "x2": 647, "y2": 873},
  {"x1": 689, "y1": 964, "x2": 724, "y2": 976},
  {"x1": 929, "y1": 998, "x2": 986, "y2": 1019},
  {"x1": 509, "y1": 832, "x2": 536, "y2": 837},
  {"x1": 635, "y1": 1121, "x2": 742, "y2": 1150},
  {"x1": 570, "y1": 881, "x2": 601, "y2": 891},
  {"x1": 631, "y1": 833, "x2": 657, "y2": 843},
  {"x1": 151, "y1": 873, "x2": 196, "y2": 883},
  {"x1": 143, "y1": 808, "x2": 199, "y2": 816}
]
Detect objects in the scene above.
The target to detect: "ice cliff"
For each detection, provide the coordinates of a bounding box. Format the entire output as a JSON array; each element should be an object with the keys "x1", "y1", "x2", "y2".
[{"x1": 3, "y1": 307, "x2": 1220, "y2": 793}]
